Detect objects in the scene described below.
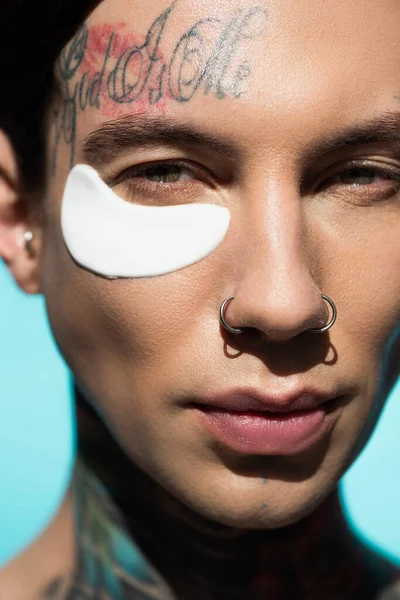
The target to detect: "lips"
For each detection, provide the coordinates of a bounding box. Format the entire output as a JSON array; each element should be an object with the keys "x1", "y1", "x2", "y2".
[
  {"x1": 190, "y1": 388, "x2": 341, "y2": 455},
  {"x1": 197, "y1": 388, "x2": 336, "y2": 413}
]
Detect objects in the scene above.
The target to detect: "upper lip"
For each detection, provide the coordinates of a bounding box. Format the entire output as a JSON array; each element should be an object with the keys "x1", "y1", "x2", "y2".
[{"x1": 195, "y1": 388, "x2": 339, "y2": 413}]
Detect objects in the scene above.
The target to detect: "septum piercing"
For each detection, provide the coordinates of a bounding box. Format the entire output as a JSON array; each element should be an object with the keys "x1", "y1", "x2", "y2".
[{"x1": 220, "y1": 294, "x2": 337, "y2": 336}]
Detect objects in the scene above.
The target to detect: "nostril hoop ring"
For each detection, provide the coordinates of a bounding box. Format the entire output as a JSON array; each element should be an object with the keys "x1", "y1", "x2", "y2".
[
  {"x1": 219, "y1": 296, "x2": 243, "y2": 335},
  {"x1": 309, "y1": 294, "x2": 337, "y2": 334}
]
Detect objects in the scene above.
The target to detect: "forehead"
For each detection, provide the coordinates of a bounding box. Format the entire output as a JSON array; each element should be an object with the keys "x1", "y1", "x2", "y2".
[
  {"x1": 61, "y1": 0, "x2": 400, "y2": 161},
  {"x1": 84, "y1": 0, "x2": 400, "y2": 84}
]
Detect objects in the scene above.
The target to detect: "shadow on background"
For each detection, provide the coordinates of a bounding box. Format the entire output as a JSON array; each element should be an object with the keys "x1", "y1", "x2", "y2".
[{"x1": 0, "y1": 260, "x2": 399, "y2": 567}]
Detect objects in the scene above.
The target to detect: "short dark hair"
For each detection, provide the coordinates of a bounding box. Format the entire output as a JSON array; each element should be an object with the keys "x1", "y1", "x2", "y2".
[{"x1": 0, "y1": 1, "x2": 101, "y2": 194}]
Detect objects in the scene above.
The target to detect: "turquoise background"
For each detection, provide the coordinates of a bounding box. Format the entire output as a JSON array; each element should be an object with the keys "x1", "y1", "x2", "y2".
[{"x1": 0, "y1": 260, "x2": 399, "y2": 568}]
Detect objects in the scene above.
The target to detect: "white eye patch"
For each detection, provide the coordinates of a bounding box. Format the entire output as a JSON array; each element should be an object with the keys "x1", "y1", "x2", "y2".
[{"x1": 61, "y1": 164, "x2": 230, "y2": 278}]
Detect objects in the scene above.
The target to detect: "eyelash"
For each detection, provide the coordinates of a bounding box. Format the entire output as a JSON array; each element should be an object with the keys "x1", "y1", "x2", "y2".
[
  {"x1": 315, "y1": 161, "x2": 400, "y2": 201},
  {"x1": 113, "y1": 159, "x2": 209, "y2": 192}
]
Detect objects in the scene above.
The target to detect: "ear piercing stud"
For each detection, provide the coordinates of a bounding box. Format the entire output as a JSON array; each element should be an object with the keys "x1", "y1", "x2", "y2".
[{"x1": 24, "y1": 231, "x2": 34, "y2": 255}]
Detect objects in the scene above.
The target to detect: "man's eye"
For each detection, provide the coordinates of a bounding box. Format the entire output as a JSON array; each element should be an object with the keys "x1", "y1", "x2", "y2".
[
  {"x1": 109, "y1": 160, "x2": 211, "y2": 206},
  {"x1": 314, "y1": 163, "x2": 400, "y2": 205},
  {"x1": 135, "y1": 163, "x2": 194, "y2": 184},
  {"x1": 329, "y1": 167, "x2": 393, "y2": 186}
]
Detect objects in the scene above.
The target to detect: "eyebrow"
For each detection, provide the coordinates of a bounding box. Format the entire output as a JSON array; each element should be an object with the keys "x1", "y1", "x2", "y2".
[
  {"x1": 82, "y1": 114, "x2": 240, "y2": 167},
  {"x1": 303, "y1": 111, "x2": 400, "y2": 163},
  {"x1": 82, "y1": 110, "x2": 400, "y2": 170}
]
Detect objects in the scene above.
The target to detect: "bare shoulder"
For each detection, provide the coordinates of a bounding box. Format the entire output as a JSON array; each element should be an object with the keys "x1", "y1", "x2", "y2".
[
  {"x1": 0, "y1": 493, "x2": 76, "y2": 600},
  {"x1": 36, "y1": 573, "x2": 174, "y2": 599},
  {"x1": 36, "y1": 576, "x2": 74, "y2": 599},
  {"x1": 377, "y1": 569, "x2": 400, "y2": 600},
  {"x1": 377, "y1": 578, "x2": 400, "y2": 600},
  {"x1": 373, "y1": 554, "x2": 400, "y2": 600},
  {"x1": 0, "y1": 563, "x2": 74, "y2": 600}
]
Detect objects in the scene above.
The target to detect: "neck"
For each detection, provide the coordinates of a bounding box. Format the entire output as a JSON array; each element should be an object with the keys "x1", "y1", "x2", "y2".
[
  {"x1": 108, "y1": 474, "x2": 369, "y2": 600},
  {"x1": 75, "y1": 389, "x2": 386, "y2": 600}
]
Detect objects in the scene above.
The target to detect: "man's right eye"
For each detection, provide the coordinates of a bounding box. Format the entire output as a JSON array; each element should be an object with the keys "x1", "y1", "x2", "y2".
[{"x1": 129, "y1": 163, "x2": 195, "y2": 184}]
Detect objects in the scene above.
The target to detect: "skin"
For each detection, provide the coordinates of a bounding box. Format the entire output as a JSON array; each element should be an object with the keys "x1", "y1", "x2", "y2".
[{"x1": 1, "y1": 0, "x2": 400, "y2": 597}]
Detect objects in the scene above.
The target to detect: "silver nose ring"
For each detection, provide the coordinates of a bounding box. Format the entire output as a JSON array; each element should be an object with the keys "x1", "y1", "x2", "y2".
[
  {"x1": 219, "y1": 294, "x2": 337, "y2": 335},
  {"x1": 309, "y1": 294, "x2": 337, "y2": 334},
  {"x1": 219, "y1": 296, "x2": 243, "y2": 335}
]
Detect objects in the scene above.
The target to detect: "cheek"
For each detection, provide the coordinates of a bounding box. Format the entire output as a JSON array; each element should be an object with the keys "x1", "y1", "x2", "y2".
[
  {"x1": 324, "y1": 208, "x2": 400, "y2": 438},
  {"x1": 41, "y1": 205, "x2": 222, "y2": 406},
  {"x1": 41, "y1": 162, "x2": 230, "y2": 407},
  {"x1": 41, "y1": 256, "x2": 227, "y2": 479},
  {"x1": 312, "y1": 200, "x2": 400, "y2": 357},
  {"x1": 343, "y1": 222, "x2": 400, "y2": 355}
]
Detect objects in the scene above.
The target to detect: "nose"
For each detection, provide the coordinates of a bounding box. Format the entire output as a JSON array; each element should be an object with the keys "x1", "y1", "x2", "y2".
[{"x1": 223, "y1": 182, "x2": 329, "y2": 342}]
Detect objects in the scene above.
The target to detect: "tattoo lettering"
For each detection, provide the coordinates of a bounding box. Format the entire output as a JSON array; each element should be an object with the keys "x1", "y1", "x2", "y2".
[
  {"x1": 106, "y1": 7, "x2": 173, "y2": 106},
  {"x1": 52, "y1": 2, "x2": 268, "y2": 172}
]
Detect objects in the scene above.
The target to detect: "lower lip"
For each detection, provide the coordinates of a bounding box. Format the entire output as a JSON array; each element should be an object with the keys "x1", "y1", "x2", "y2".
[{"x1": 195, "y1": 403, "x2": 336, "y2": 455}]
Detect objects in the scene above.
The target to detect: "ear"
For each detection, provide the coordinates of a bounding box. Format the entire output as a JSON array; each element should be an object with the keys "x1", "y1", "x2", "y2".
[{"x1": 0, "y1": 129, "x2": 41, "y2": 294}]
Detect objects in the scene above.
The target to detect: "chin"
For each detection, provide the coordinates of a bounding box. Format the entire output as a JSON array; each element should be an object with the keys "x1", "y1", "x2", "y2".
[
  {"x1": 175, "y1": 480, "x2": 328, "y2": 532},
  {"x1": 190, "y1": 501, "x2": 313, "y2": 531}
]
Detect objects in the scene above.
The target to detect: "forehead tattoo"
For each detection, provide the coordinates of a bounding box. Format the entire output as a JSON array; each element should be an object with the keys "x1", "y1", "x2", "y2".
[{"x1": 52, "y1": 2, "x2": 269, "y2": 172}]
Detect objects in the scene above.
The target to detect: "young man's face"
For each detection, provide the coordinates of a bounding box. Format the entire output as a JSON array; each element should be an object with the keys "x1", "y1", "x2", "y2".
[{"x1": 42, "y1": 0, "x2": 400, "y2": 528}]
